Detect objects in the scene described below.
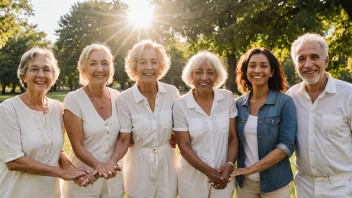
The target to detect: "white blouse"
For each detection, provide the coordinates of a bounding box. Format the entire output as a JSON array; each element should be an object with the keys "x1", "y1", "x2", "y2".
[
  {"x1": 0, "y1": 96, "x2": 64, "y2": 198},
  {"x1": 61, "y1": 87, "x2": 123, "y2": 197},
  {"x1": 117, "y1": 82, "x2": 180, "y2": 147},
  {"x1": 173, "y1": 88, "x2": 238, "y2": 168}
]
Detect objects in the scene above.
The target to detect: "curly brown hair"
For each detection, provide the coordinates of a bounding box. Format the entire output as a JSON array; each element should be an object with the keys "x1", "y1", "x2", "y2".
[{"x1": 236, "y1": 47, "x2": 287, "y2": 94}]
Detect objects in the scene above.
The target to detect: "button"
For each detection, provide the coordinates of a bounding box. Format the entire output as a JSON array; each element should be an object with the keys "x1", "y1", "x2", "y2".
[
  {"x1": 259, "y1": 120, "x2": 262, "y2": 124},
  {"x1": 241, "y1": 120, "x2": 244, "y2": 123},
  {"x1": 258, "y1": 136, "x2": 262, "y2": 139},
  {"x1": 272, "y1": 120, "x2": 274, "y2": 123},
  {"x1": 105, "y1": 123, "x2": 108, "y2": 126},
  {"x1": 107, "y1": 131, "x2": 109, "y2": 134},
  {"x1": 146, "y1": 104, "x2": 149, "y2": 106}
]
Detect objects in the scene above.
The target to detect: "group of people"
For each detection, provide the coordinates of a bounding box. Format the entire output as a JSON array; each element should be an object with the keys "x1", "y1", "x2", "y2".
[{"x1": 0, "y1": 32, "x2": 351, "y2": 198}]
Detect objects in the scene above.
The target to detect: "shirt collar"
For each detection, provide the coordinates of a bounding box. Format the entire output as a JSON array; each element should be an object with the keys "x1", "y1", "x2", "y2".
[
  {"x1": 131, "y1": 81, "x2": 167, "y2": 103},
  {"x1": 242, "y1": 89, "x2": 277, "y2": 106},
  {"x1": 186, "y1": 88, "x2": 224, "y2": 109},
  {"x1": 298, "y1": 72, "x2": 336, "y2": 94}
]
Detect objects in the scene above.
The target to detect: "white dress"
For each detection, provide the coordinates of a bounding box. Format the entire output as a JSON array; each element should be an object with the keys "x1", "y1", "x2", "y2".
[
  {"x1": 117, "y1": 82, "x2": 179, "y2": 198},
  {"x1": 172, "y1": 88, "x2": 237, "y2": 198},
  {"x1": 0, "y1": 96, "x2": 64, "y2": 198},
  {"x1": 61, "y1": 88, "x2": 123, "y2": 198}
]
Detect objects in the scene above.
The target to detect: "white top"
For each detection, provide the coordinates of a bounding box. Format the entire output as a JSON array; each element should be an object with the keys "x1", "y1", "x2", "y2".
[
  {"x1": 173, "y1": 88, "x2": 238, "y2": 169},
  {"x1": 117, "y1": 82, "x2": 180, "y2": 147},
  {"x1": 62, "y1": 87, "x2": 123, "y2": 196},
  {"x1": 287, "y1": 73, "x2": 352, "y2": 177},
  {"x1": 0, "y1": 96, "x2": 64, "y2": 198},
  {"x1": 243, "y1": 115, "x2": 260, "y2": 181}
]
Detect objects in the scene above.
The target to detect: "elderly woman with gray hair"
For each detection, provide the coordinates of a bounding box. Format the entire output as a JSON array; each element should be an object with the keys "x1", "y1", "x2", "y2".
[
  {"x1": 0, "y1": 47, "x2": 88, "y2": 198},
  {"x1": 108, "y1": 40, "x2": 179, "y2": 198},
  {"x1": 173, "y1": 51, "x2": 239, "y2": 198},
  {"x1": 61, "y1": 43, "x2": 124, "y2": 198}
]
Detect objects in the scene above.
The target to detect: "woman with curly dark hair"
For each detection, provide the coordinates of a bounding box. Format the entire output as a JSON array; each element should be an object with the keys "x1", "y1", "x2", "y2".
[{"x1": 232, "y1": 48, "x2": 296, "y2": 198}]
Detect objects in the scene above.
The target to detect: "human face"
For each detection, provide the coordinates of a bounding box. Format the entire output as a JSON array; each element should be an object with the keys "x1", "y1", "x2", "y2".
[
  {"x1": 135, "y1": 48, "x2": 161, "y2": 84},
  {"x1": 23, "y1": 54, "x2": 54, "y2": 93},
  {"x1": 191, "y1": 61, "x2": 217, "y2": 92},
  {"x1": 247, "y1": 53, "x2": 273, "y2": 89},
  {"x1": 294, "y1": 41, "x2": 328, "y2": 85},
  {"x1": 84, "y1": 50, "x2": 111, "y2": 86}
]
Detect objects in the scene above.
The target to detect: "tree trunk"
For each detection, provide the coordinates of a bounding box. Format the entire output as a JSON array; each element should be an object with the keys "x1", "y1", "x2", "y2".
[
  {"x1": 1, "y1": 84, "x2": 6, "y2": 94},
  {"x1": 225, "y1": 52, "x2": 239, "y2": 94},
  {"x1": 11, "y1": 83, "x2": 16, "y2": 93}
]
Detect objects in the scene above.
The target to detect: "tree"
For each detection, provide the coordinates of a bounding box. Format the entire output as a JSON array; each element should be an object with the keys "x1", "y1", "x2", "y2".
[
  {"x1": 0, "y1": 0, "x2": 33, "y2": 48},
  {"x1": 0, "y1": 25, "x2": 50, "y2": 94},
  {"x1": 55, "y1": 0, "x2": 141, "y2": 90},
  {"x1": 153, "y1": 0, "x2": 351, "y2": 92}
]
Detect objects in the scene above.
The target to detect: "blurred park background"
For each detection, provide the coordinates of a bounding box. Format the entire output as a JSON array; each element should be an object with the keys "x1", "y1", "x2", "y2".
[{"x1": 1, "y1": 1, "x2": 351, "y2": 197}]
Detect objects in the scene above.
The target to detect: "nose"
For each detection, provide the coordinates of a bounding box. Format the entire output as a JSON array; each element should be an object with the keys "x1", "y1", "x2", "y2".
[
  {"x1": 304, "y1": 58, "x2": 313, "y2": 68},
  {"x1": 37, "y1": 69, "x2": 45, "y2": 76},
  {"x1": 254, "y1": 65, "x2": 261, "y2": 72},
  {"x1": 201, "y1": 73, "x2": 208, "y2": 80},
  {"x1": 96, "y1": 63, "x2": 104, "y2": 71}
]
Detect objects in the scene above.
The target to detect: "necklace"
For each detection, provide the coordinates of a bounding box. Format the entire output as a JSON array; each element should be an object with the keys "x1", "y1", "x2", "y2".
[
  {"x1": 32, "y1": 109, "x2": 54, "y2": 157},
  {"x1": 87, "y1": 86, "x2": 106, "y2": 109}
]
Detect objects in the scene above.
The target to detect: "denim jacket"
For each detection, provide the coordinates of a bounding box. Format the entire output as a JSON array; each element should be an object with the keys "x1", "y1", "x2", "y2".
[{"x1": 235, "y1": 89, "x2": 296, "y2": 193}]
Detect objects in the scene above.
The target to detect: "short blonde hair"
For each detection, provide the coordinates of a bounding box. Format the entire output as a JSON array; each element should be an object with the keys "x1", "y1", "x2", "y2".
[
  {"x1": 78, "y1": 43, "x2": 114, "y2": 86},
  {"x1": 182, "y1": 51, "x2": 227, "y2": 88},
  {"x1": 17, "y1": 47, "x2": 60, "y2": 87},
  {"x1": 291, "y1": 33, "x2": 329, "y2": 63},
  {"x1": 125, "y1": 40, "x2": 170, "y2": 81}
]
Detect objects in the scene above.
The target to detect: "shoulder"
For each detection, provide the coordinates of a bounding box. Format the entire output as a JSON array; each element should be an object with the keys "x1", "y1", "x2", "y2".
[
  {"x1": 286, "y1": 83, "x2": 302, "y2": 96},
  {"x1": 174, "y1": 91, "x2": 188, "y2": 105},
  {"x1": 335, "y1": 79, "x2": 352, "y2": 94},
  {"x1": 118, "y1": 87, "x2": 133, "y2": 100},
  {"x1": 0, "y1": 97, "x2": 18, "y2": 111},
  {"x1": 235, "y1": 94, "x2": 247, "y2": 105},
  {"x1": 65, "y1": 88, "x2": 84, "y2": 100},
  {"x1": 107, "y1": 87, "x2": 120, "y2": 97},
  {"x1": 160, "y1": 82, "x2": 179, "y2": 94},
  {"x1": 217, "y1": 88, "x2": 233, "y2": 97}
]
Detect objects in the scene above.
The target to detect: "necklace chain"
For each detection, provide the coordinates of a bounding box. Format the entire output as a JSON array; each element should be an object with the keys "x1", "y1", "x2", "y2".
[{"x1": 87, "y1": 86, "x2": 106, "y2": 109}]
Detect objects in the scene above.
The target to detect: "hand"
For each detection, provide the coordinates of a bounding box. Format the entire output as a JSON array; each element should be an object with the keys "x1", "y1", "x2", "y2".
[
  {"x1": 230, "y1": 168, "x2": 253, "y2": 181},
  {"x1": 93, "y1": 162, "x2": 121, "y2": 179},
  {"x1": 168, "y1": 133, "x2": 177, "y2": 149},
  {"x1": 60, "y1": 167, "x2": 89, "y2": 181},
  {"x1": 206, "y1": 169, "x2": 228, "y2": 189},
  {"x1": 220, "y1": 164, "x2": 234, "y2": 183},
  {"x1": 129, "y1": 138, "x2": 135, "y2": 147},
  {"x1": 74, "y1": 172, "x2": 98, "y2": 187}
]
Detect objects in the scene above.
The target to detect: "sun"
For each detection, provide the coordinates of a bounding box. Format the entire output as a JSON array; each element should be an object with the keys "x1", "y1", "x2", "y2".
[{"x1": 128, "y1": 1, "x2": 153, "y2": 29}]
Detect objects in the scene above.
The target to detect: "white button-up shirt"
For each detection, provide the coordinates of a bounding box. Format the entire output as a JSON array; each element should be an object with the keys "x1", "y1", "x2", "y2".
[
  {"x1": 287, "y1": 73, "x2": 352, "y2": 177},
  {"x1": 173, "y1": 88, "x2": 238, "y2": 169}
]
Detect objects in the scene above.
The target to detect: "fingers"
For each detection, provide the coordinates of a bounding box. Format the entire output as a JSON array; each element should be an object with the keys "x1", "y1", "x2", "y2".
[{"x1": 95, "y1": 163, "x2": 118, "y2": 179}]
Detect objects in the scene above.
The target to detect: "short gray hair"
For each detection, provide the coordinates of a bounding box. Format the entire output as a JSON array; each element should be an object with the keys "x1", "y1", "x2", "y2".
[
  {"x1": 182, "y1": 51, "x2": 228, "y2": 88},
  {"x1": 77, "y1": 43, "x2": 115, "y2": 86},
  {"x1": 17, "y1": 47, "x2": 60, "y2": 87},
  {"x1": 291, "y1": 33, "x2": 329, "y2": 63},
  {"x1": 125, "y1": 40, "x2": 170, "y2": 81}
]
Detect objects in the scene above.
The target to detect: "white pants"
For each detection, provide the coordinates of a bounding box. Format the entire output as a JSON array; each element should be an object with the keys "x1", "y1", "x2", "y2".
[
  {"x1": 235, "y1": 177, "x2": 290, "y2": 198},
  {"x1": 294, "y1": 171, "x2": 352, "y2": 198}
]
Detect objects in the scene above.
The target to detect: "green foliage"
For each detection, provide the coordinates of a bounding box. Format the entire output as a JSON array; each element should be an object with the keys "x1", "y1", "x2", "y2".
[
  {"x1": 0, "y1": 25, "x2": 50, "y2": 93},
  {"x1": 54, "y1": 0, "x2": 132, "y2": 90},
  {"x1": 0, "y1": 0, "x2": 33, "y2": 48}
]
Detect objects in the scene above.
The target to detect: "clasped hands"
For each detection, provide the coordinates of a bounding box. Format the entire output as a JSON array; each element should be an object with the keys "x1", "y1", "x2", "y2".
[
  {"x1": 208, "y1": 164, "x2": 253, "y2": 189},
  {"x1": 74, "y1": 162, "x2": 121, "y2": 187}
]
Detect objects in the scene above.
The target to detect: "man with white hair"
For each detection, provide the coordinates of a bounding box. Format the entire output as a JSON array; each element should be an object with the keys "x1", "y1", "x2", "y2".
[{"x1": 287, "y1": 33, "x2": 352, "y2": 197}]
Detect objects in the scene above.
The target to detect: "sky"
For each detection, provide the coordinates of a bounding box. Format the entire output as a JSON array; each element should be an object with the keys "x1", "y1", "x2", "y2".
[{"x1": 28, "y1": 0, "x2": 141, "y2": 42}]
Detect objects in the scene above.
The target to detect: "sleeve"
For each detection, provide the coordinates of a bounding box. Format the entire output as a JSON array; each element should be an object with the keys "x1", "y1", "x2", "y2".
[
  {"x1": 348, "y1": 93, "x2": 352, "y2": 132},
  {"x1": 229, "y1": 92, "x2": 238, "y2": 118},
  {"x1": 276, "y1": 97, "x2": 296, "y2": 158},
  {"x1": 116, "y1": 96, "x2": 132, "y2": 133},
  {"x1": 63, "y1": 92, "x2": 82, "y2": 118},
  {"x1": 172, "y1": 100, "x2": 188, "y2": 132},
  {"x1": 0, "y1": 101, "x2": 25, "y2": 163}
]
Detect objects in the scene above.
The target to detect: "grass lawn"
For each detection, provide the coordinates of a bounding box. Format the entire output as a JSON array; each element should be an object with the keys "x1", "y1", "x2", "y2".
[{"x1": 1, "y1": 91, "x2": 297, "y2": 198}]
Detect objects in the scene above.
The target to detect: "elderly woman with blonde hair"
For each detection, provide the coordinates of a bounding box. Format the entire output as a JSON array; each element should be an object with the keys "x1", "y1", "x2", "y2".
[
  {"x1": 108, "y1": 40, "x2": 179, "y2": 198},
  {"x1": 173, "y1": 51, "x2": 239, "y2": 198},
  {"x1": 61, "y1": 43, "x2": 124, "y2": 198},
  {"x1": 0, "y1": 47, "x2": 88, "y2": 198}
]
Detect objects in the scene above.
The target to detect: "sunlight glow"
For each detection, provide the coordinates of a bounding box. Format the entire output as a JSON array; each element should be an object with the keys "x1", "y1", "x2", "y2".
[{"x1": 128, "y1": 1, "x2": 153, "y2": 29}]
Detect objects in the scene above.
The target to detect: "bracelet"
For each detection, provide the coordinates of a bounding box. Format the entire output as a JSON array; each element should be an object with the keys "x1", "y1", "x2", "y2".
[{"x1": 226, "y1": 162, "x2": 236, "y2": 169}]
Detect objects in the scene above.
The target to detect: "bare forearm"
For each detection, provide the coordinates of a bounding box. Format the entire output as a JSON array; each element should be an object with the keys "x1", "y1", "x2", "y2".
[
  {"x1": 6, "y1": 156, "x2": 63, "y2": 178},
  {"x1": 226, "y1": 135, "x2": 239, "y2": 164},
  {"x1": 109, "y1": 137, "x2": 130, "y2": 163},
  {"x1": 71, "y1": 145, "x2": 100, "y2": 169},
  {"x1": 247, "y1": 148, "x2": 286, "y2": 174},
  {"x1": 58, "y1": 150, "x2": 74, "y2": 169}
]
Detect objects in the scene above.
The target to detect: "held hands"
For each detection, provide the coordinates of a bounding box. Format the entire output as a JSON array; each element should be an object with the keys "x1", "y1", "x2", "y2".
[
  {"x1": 168, "y1": 133, "x2": 177, "y2": 149},
  {"x1": 208, "y1": 163, "x2": 234, "y2": 189},
  {"x1": 74, "y1": 172, "x2": 99, "y2": 187},
  {"x1": 60, "y1": 167, "x2": 90, "y2": 181},
  {"x1": 206, "y1": 168, "x2": 229, "y2": 190},
  {"x1": 93, "y1": 162, "x2": 121, "y2": 179},
  {"x1": 229, "y1": 167, "x2": 253, "y2": 181}
]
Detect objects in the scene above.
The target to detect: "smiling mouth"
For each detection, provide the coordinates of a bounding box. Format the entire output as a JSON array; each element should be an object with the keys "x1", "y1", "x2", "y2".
[
  {"x1": 35, "y1": 81, "x2": 47, "y2": 84},
  {"x1": 144, "y1": 73, "x2": 154, "y2": 76},
  {"x1": 304, "y1": 70, "x2": 316, "y2": 74},
  {"x1": 253, "y1": 76, "x2": 263, "y2": 79}
]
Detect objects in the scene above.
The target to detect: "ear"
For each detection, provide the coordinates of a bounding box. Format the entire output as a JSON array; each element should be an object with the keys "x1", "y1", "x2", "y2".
[
  {"x1": 270, "y1": 69, "x2": 274, "y2": 77},
  {"x1": 324, "y1": 56, "x2": 329, "y2": 70}
]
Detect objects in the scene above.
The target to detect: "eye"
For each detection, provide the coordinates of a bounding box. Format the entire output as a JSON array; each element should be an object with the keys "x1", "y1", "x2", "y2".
[
  {"x1": 30, "y1": 68, "x2": 39, "y2": 72},
  {"x1": 248, "y1": 64, "x2": 256, "y2": 69},
  {"x1": 44, "y1": 68, "x2": 52, "y2": 72},
  {"x1": 90, "y1": 62, "x2": 96, "y2": 66}
]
